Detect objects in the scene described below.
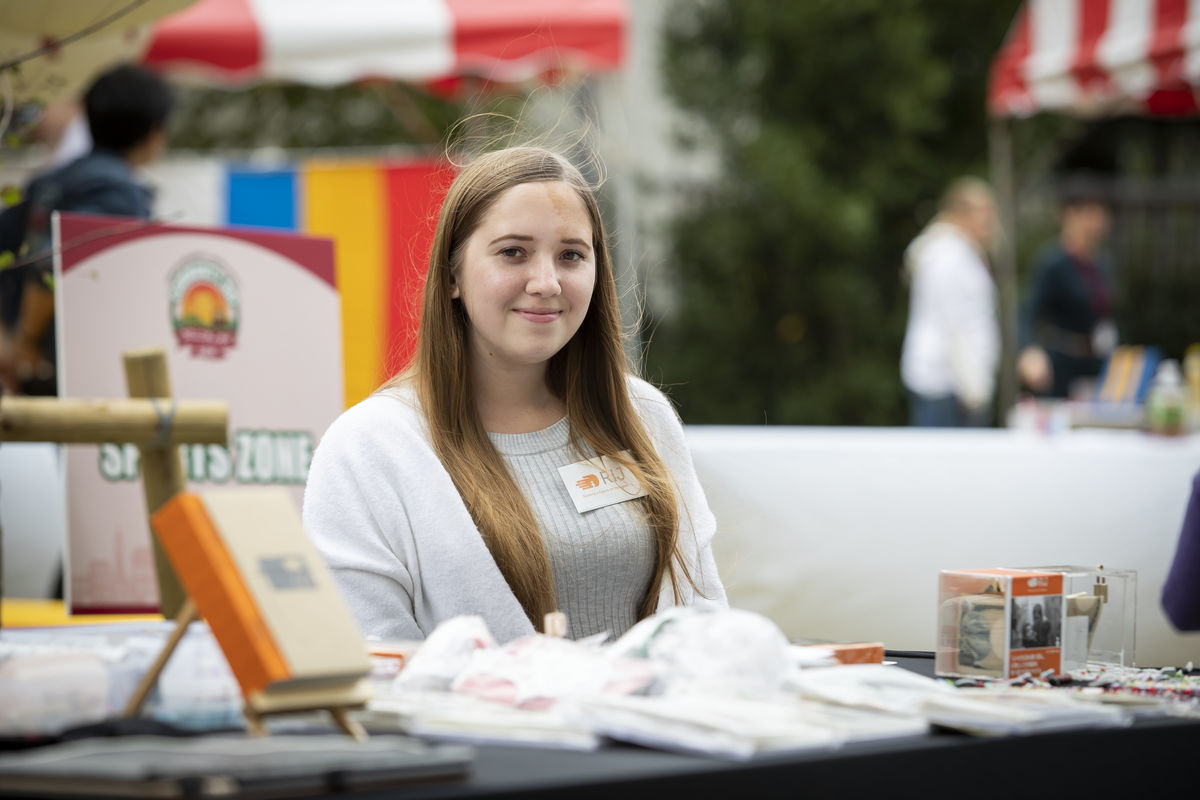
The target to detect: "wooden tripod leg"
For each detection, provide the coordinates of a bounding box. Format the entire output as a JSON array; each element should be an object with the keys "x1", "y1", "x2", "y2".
[
  {"x1": 243, "y1": 704, "x2": 267, "y2": 738},
  {"x1": 124, "y1": 349, "x2": 189, "y2": 620},
  {"x1": 329, "y1": 707, "x2": 368, "y2": 742},
  {"x1": 123, "y1": 598, "x2": 199, "y2": 718}
]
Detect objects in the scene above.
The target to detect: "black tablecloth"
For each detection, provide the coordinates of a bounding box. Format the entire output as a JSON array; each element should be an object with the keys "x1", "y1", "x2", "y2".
[
  {"x1": 345, "y1": 653, "x2": 1200, "y2": 799},
  {"x1": 350, "y1": 717, "x2": 1200, "y2": 799}
]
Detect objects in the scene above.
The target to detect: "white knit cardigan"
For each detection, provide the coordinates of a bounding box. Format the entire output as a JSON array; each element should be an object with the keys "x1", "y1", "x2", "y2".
[{"x1": 302, "y1": 376, "x2": 728, "y2": 642}]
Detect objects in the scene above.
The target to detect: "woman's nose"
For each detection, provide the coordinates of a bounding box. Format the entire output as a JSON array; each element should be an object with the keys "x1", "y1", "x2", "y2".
[{"x1": 525, "y1": 254, "x2": 561, "y2": 296}]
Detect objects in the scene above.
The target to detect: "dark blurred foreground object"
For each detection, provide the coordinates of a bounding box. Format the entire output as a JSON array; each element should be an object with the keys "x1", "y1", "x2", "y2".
[
  {"x1": 0, "y1": 733, "x2": 473, "y2": 797},
  {"x1": 1162, "y1": 469, "x2": 1200, "y2": 631}
]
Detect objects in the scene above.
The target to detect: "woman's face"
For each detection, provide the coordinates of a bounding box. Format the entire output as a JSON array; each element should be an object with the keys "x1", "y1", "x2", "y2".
[{"x1": 452, "y1": 180, "x2": 596, "y2": 373}]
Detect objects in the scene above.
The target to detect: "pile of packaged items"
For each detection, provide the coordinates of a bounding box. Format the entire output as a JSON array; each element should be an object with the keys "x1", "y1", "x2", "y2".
[
  {"x1": 3, "y1": 607, "x2": 1193, "y2": 760},
  {"x1": 360, "y1": 607, "x2": 1162, "y2": 759}
]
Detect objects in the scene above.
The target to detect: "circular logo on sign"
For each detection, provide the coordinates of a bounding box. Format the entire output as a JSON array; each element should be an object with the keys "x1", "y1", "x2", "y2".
[{"x1": 168, "y1": 256, "x2": 240, "y2": 359}]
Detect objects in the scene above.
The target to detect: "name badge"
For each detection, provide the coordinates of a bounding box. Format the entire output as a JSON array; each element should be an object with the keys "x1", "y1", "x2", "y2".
[{"x1": 558, "y1": 451, "x2": 648, "y2": 513}]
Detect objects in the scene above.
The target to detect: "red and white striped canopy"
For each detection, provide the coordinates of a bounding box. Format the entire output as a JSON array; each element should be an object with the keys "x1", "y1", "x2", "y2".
[
  {"x1": 990, "y1": 0, "x2": 1200, "y2": 117},
  {"x1": 143, "y1": 0, "x2": 626, "y2": 88}
]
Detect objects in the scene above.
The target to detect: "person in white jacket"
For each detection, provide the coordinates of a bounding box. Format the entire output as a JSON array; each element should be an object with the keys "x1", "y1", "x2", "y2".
[
  {"x1": 899, "y1": 177, "x2": 1000, "y2": 427},
  {"x1": 303, "y1": 146, "x2": 727, "y2": 643}
]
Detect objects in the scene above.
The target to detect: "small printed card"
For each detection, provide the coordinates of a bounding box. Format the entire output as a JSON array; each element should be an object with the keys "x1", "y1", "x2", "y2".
[{"x1": 557, "y1": 452, "x2": 648, "y2": 513}]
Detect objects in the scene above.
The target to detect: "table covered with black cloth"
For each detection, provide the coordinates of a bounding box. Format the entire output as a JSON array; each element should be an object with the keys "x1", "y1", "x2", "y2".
[
  {"x1": 332, "y1": 654, "x2": 1200, "y2": 800},
  {"x1": 3, "y1": 655, "x2": 1197, "y2": 799}
]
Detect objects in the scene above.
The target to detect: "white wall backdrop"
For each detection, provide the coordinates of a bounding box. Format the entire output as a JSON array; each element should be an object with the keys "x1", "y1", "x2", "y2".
[{"x1": 691, "y1": 426, "x2": 1200, "y2": 668}]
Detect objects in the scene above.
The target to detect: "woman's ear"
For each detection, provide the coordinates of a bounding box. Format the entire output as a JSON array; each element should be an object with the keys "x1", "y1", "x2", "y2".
[{"x1": 450, "y1": 275, "x2": 461, "y2": 299}]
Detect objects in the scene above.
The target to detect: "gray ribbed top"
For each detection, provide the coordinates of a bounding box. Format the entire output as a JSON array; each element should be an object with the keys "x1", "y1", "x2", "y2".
[{"x1": 488, "y1": 417, "x2": 655, "y2": 640}]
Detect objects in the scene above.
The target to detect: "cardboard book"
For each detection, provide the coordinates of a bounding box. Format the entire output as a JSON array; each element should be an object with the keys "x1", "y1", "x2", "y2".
[{"x1": 151, "y1": 489, "x2": 370, "y2": 704}]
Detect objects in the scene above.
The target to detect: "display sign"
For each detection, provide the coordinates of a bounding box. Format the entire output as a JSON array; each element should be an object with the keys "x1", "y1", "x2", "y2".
[{"x1": 55, "y1": 213, "x2": 342, "y2": 613}]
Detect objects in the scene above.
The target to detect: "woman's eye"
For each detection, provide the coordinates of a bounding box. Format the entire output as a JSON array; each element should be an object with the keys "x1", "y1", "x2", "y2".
[
  {"x1": 561, "y1": 250, "x2": 585, "y2": 262},
  {"x1": 499, "y1": 247, "x2": 523, "y2": 259}
]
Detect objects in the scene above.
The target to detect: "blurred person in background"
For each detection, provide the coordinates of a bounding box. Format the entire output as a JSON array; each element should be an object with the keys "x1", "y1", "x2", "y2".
[
  {"x1": 35, "y1": 99, "x2": 93, "y2": 169},
  {"x1": 0, "y1": 63, "x2": 173, "y2": 395},
  {"x1": 1016, "y1": 180, "x2": 1116, "y2": 399},
  {"x1": 900, "y1": 177, "x2": 1000, "y2": 427}
]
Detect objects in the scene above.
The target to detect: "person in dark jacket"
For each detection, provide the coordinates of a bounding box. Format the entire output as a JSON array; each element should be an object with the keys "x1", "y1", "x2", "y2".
[
  {"x1": 0, "y1": 63, "x2": 173, "y2": 395},
  {"x1": 1016, "y1": 179, "x2": 1116, "y2": 399}
]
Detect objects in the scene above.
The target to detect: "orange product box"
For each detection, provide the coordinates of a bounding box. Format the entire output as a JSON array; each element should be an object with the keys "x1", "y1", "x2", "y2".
[
  {"x1": 823, "y1": 642, "x2": 886, "y2": 665},
  {"x1": 937, "y1": 568, "x2": 1068, "y2": 680},
  {"x1": 793, "y1": 641, "x2": 886, "y2": 665}
]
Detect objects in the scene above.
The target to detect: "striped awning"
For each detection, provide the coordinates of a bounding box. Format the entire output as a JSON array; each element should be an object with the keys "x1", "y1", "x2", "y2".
[
  {"x1": 144, "y1": 0, "x2": 627, "y2": 88},
  {"x1": 0, "y1": 0, "x2": 624, "y2": 103},
  {"x1": 989, "y1": 0, "x2": 1200, "y2": 117}
]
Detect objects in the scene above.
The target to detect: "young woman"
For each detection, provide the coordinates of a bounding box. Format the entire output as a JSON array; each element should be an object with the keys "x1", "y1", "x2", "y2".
[{"x1": 303, "y1": 146, "x2": 726, "y2": 642}]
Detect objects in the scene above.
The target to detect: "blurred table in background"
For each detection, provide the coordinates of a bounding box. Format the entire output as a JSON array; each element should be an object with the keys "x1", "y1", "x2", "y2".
[
  {"x1": 691, "y1": 426, "x2": 1200, "y2": 667},
  {"x1": 5, "y1": 428, "x2": 1198, "y2": 665}
]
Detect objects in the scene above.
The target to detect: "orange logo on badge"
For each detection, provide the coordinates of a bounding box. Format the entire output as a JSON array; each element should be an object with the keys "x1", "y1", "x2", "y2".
[{"x1": 576, "y1": 474, "x2": 600, "y2": 490}]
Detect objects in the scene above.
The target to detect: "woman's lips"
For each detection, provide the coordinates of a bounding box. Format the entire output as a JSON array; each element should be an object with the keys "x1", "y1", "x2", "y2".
[{"x1": 514, "y1": 309, "x2": 562, "y2": 323}]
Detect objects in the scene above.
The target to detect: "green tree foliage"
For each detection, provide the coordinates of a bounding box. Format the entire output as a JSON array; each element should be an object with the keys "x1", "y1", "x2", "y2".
[
  {"x1": 168, "y1": 83, "x2": 475, "y2": 150},
  {"x1": 647, "y1": 0, "x2": 1021, "y2": 424}
]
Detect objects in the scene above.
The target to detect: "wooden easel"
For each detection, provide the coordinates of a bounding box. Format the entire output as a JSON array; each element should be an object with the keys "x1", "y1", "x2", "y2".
[
  {"x1": 123, "y1": 348, "x2": 193, "y2": 619},
  {"x1": 242, "y1": 683, "x2": 371, "y2": 741},
  {"x1": 122, "y1": 608, "x2": 371, "y2": 741},
  {"x1": 115, "y1": 349, "x2": 214, "y2": 722},
  {"x1": 2, "y1": 348, "x2": 370, "y2": 740},
  {"x1": 116, "y1": 351, "x2": 370, "y2": 740},
  {"x1": 0, "y1": 347, "x2": 223, "y2": 701}
]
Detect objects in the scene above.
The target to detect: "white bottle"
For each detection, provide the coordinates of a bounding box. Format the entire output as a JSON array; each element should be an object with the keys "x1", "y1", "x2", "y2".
[{"x1": 1146, "y1": 359, "x2": 1185, "y2": 436}]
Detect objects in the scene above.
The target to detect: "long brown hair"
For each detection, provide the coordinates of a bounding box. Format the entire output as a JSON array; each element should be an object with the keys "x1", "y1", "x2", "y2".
[{"x1": 388, "y1": 146, "x2": 697, "y2": 628}]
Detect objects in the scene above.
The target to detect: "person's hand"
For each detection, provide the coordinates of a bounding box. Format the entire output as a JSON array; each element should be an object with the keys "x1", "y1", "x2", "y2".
[
  {"x1": 0, "y1": 329, "x2": 21, "y2": 394},
  {"x1": 0, "y1": 328, "x2": 51, "y2": 394},
  {"x1": 1017, "y1": 346, "x2": 1053, "y2": 393}
]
